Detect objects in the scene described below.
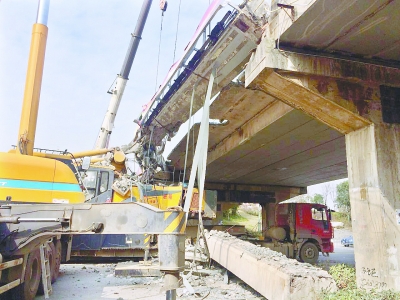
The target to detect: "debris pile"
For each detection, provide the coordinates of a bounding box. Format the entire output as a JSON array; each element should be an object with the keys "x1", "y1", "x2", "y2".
[{"x1": 206, "y1": 230, "x2": 338, "y2": 300}]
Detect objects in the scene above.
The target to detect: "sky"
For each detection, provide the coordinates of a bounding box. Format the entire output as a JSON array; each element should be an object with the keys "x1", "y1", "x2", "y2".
[
  {"x1": 0, "y1": 0, "x2": 227, "y2": 154},
  {"x1": 307, "y1": 178, "x2": 347, "y2": 209}
]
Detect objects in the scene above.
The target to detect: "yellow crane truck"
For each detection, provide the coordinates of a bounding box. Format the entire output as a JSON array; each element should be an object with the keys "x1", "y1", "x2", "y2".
[{"x1": 0, "y1": 2, "x2": 188, "y2": 300}]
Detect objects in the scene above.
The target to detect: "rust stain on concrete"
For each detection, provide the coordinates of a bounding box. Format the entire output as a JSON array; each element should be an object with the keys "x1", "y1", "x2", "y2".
[
  {"x1": 360, "y1": 186, "x2": 367, "y2": 201},
  {"x1": 336, "y1": 81, "x2": 369, "y2": 115}
]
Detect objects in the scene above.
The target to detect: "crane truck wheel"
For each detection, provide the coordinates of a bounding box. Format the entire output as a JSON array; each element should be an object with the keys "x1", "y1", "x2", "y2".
[
  {"x1": 299, "y1": 242, "x2": 319, "y2": 264},
  {"x1": 52, "y1": 240, "x2": 62, "y2": 283},
  {"x1": 12, "y1": 248, "x2": 41, "y2": 300}
]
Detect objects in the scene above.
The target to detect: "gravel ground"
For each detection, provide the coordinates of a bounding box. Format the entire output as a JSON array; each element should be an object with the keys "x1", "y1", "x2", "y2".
[
  {"x1": 35, "y1": 262, "x2": 263, "y2": 300},
  {"x1": 34, "y1": 229, "x2": 353, "y2": 299}
]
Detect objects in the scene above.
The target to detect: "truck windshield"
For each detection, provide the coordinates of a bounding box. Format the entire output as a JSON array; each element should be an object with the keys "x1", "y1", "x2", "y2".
[
  {"x1": 312, "y1": 207, "x2": 329, "y2": 230},
  {"x1": 82, "y1": 171, "x2": 97, "y2": 189},
  {"x1": 82, "y1": 170, "x2": 97, "y2": 200}
]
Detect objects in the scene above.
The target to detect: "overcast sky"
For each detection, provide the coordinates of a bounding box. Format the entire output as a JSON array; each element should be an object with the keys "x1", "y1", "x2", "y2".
[{"x1": 0, "y1": 0, "x2": 227, "y2": 154}]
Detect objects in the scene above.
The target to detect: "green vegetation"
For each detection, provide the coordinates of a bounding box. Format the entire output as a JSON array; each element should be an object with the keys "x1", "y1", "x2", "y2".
[
  {"x1": 222, "y1": 204, "x2": 261, "y2": 233},
  {"x1": 312, "y1": 193, "x2": 324, "y2": 204},
  {"x1": 334, "y1": 181, "x2": 351, "y2": 221},
  {"x1": 222, "y1": 204, "x2": 240, "y2": 220},
  {"x1": 239, "y1": 204, "x2": 260, "y2": 216},
  {"x1": 322, "y1": 264, "x2": 400, "y2": 300},
  {"x1": 331, "y1": 211, "x2": 352, "y2": 228},
  {"x1": 223, "y1": 212, "x2": 248, "y2": 222}
]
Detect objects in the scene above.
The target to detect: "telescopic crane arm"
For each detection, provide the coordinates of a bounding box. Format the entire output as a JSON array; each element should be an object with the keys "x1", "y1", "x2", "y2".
[
  {"x1": 16, "y1": 0, "x2": 49, "y2": 155},
  {"x1": 94, "y1": 0, "x2": 153, "y2": 149}
]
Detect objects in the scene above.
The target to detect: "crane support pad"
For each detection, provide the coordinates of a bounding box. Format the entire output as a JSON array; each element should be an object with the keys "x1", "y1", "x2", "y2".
[{"x1": 206, "y1": 231, "x2": 337, "y2": 300}]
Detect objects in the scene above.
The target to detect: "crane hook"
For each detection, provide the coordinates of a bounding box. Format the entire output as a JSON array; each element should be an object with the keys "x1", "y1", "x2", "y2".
[{"x1": 160, "y1": 0, "x2": 168, "y2": 14}]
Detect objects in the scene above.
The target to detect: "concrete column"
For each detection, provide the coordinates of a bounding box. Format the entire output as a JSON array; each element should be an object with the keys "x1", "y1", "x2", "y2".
[{"x1": 346, "y1": 124, "x2": 400, "y2": 291}]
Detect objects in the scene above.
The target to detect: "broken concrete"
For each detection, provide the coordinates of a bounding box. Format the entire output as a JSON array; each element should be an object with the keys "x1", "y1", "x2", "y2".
[
  {"x1": 114, "y1": 261, "x2": 162, "y2": 277},
  {"x1": 207, "y1": 230, "x2": 337, "y2": 300}
]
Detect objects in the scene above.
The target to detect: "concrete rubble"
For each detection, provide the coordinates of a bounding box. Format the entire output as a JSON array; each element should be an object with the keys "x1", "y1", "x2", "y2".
[
  {"x1": 39, "y1": 229, "x2": 344, "y2": 299},
  {"x1": 207, "y1": 230, "x2": 338, "y2": 300}
]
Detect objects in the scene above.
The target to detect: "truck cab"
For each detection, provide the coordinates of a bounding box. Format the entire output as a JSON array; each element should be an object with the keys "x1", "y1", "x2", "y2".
[{"x1": 259, "y1": 202, "x2": 334, "y2": 264}]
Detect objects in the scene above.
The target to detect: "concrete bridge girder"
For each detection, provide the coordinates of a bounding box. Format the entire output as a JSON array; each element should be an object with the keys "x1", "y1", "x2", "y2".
[{"x1": 245, "y1": 37, "x2": 400, "y2": 291}]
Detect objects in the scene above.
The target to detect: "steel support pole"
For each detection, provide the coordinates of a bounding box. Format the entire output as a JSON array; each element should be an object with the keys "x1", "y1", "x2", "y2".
[
  {"x1": 165, "y1": 273, "x2": 179, "y2": 300},
  {"x1": 158, "y1": 234, "x2": 185, "y2": 300}
]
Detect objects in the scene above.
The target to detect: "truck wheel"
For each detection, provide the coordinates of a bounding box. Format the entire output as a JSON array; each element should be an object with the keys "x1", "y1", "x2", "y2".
[
  {"x1": 299, "y1": 242, "x2": 319, "y2": 264},
  {"x1": 52, "y1": 240, "x2": 62, "y2": 283},
  {"x1": 12, "y1": 248, "x2": 41, "y2": 300}
]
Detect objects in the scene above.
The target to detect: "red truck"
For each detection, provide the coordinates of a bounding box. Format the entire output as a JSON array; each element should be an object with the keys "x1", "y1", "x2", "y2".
[{"x1": 257, "y1": 203, "x2": 334, "y2": 264}]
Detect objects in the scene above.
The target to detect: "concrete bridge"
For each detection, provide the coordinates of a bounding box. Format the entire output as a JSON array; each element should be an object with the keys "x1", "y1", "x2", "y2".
[{"x1": 137, "y1": 0, "x2": 400, "y2": 291}]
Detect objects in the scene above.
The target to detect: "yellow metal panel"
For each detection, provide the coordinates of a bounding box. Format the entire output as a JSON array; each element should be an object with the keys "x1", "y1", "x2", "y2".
[
  {"x1": 0, "y1": 188, "x2": 51, "y2": 203},
  {"x1": 180, "y1": 219, "x2": 187, "y2": 233},
  {"x1": 53, "y1": 160, "x2": 80, "y2": 184},
  {"x1": 0, "y1": 152, "x2": 84, "y2": 204},
  {"x1": 164, "y1": 212, "x2": 172, "y2": 221},
  {"x1": 0, "y1": 189, "x2": 84, "y2": 204},
  {"x1": 112, "y1": 192, "x2": 127, "y2": 203},
  {"x1": 164, "y1": 213, "x2": 184, "y2": 233},
  {"x1": 0, "y1": 153, "x2": 55, "y2": 182}
]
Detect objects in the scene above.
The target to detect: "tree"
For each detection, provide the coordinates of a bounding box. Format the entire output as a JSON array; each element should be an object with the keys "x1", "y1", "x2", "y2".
[
  {"x1": 322, "y1": 183, "x2": 335, "y2": 206},
  {"x1": 335, "y1": 181, "x2": 351, "y2": 219},
  {"x1": 312, "y1": 193, "x2": 324, "y2": 204}
]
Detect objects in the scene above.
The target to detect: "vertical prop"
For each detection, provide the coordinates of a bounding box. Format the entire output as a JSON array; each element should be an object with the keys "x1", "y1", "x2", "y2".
[{"x1": 183, "y1": 67, "x2": 216, "y2": 216}]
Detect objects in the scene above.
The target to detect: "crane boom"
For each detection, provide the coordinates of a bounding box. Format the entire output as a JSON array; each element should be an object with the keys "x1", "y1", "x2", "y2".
[
  {"x1": 16, "y1": 0, "x2": 49, "y2": 155},
  {"x1": 95, "y1": 0, "x2": 153, "y2": 149}
]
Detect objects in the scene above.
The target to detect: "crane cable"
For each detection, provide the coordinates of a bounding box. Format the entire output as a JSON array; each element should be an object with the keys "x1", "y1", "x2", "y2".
[
  {"x1": 172, "y1": 0, "x2": 182, "y2": 64},
  {"x1": 155, "y1": 1, "x2": 167, "y2": 92}
]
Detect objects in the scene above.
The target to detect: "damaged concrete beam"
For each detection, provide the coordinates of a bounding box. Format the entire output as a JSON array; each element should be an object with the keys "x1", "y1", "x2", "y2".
[
  {"x1": 248, "y1": 70, "x2": 371, "y2": 134},
  {"x1": 245, "y1": 37, "x2": 400, "y2": 134},
  {"x1": 207, "y1": 231, "x2": 337, "y2": 300}
]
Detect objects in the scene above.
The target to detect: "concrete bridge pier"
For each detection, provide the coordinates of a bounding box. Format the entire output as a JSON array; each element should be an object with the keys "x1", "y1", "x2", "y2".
[
  {"x1": 245, "y1": 35, "x2": 400, "y2": 290},
  {"x1": 346, "y1": 123, "x2": 400, "y2": 291}
]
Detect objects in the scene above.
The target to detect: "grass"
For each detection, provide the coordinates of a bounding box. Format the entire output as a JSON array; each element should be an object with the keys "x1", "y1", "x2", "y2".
[
  {"x1": 331, "y1": 212, "x2": 352, "y2": 228},
  {"x1": 222, "y1": 207, "x2": 261, "y2": 233},
  {"x1": 224, "y1": 213, "x2": 248, "y2": 223},
  {"x1": 322, "y1": 264, "x2": 400, "y2": 300}
]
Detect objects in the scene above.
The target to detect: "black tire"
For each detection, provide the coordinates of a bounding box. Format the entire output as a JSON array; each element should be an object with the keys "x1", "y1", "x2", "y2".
[
  {"x1": 52, "y1": 240, "x2": 62, "y2": 283},
  {"x1": 12, "y1": 248, "x2": 42, "y2": 300},
  {"x1": 299, "y1": 242, "x2": 319, "y2": 264}
]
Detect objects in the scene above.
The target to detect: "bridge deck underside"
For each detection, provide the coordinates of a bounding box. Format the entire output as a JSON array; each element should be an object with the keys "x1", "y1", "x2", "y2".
[
  {"x1": 168, "y1": 84, "x2": 347, "y2": 187},
  {"x1": 279, "y1": 0, "x2": 400, "y2": 63}
]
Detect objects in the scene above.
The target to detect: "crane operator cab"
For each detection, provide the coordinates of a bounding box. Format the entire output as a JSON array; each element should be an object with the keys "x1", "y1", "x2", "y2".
[{"x1": 79, "y1": 157, "x2": 114, "y2": 203}]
